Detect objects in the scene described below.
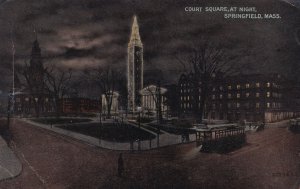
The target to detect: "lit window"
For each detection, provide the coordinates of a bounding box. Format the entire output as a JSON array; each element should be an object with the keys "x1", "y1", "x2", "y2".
[
  {"x1": 237, "y1": 85, "x2": 241, "y2": 89},
  {"x1": 256, "y1": 93, "x2": 260, "y2": 98},
  {"x1": 219, "y1": 86, "x2": 223, "y2": 91},
  {"x1": 220, "y1": 94, "x2": 223, "y2": 99},
  {"x1": 245, "y1": 83, "x2": 250, "y2": 88},
  {"x1": 228, "y1": 85, "x2": 232, "y2": 90},
  {"x1": 256, "y1": 103, "x2": 260, "y2": 108},
  {"x1": 212, "y1": 87, "x2": 216, "y2": 91},
  {"x1": 267, "y1": 82, "x2": 271, "y2": 87},
  {"x1": 228, "y1": 93, "x2": 232, "y2": 99},
  {"x1": 237, "y1": 103, "x2": 240, "y2": 108},
  {"x1": 212, "y1": 95, "x2": 215, "y2": 100},
  {"x1": 256, "y1": 83, "x2": 260, "y2": 88},
  {"x1": 267, "y1": 103, "x2": 270, "y2": 108},
  {"x1": 237, "y1": 93, "x2": 240, "y2": 98},
  {"x1": 25, "y1": 97, "x2": 29, "y2": 101},
  {"x1": 246, "y1": 93, "x2": 250, "y2": 98},
  {"x1": 267, "y1": 92, "x2": 271, "y2": 98}
]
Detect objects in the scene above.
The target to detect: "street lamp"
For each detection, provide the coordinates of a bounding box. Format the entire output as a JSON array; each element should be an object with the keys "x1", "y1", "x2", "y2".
[{"x1": 137, "y1": 106, "x2": 142, "y2": 128}]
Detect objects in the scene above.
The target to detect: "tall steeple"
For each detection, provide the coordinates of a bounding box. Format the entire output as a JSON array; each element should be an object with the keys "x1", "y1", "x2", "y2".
[
  {"x1": 129, "y1": 15, "x2": 143, "y2": 47},
  {"x1": 29, "y1": 36, "x2": 44, "y2": 94},
  {"x1": 127, "y1": 15, "x2": 144, "y2": 112}
]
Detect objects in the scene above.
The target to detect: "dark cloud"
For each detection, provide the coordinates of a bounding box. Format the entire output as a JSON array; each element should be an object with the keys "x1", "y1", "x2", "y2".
[{"x1": 0, "y1": 0, "x2": 299, "y2": 92}]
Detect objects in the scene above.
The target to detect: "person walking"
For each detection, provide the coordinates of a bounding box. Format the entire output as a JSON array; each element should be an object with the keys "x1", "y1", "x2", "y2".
[{"x1": 117, "y1": 153, "x2": 124, "y2": 177}]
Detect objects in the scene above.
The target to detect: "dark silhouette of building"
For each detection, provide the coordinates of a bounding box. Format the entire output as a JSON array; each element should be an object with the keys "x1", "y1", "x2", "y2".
[
  {"x1": 60, "y1": 97, "x2": 100, "y2": 114},
  {"x1": 178, "y1": 73, "x2": 300, "y2": 123},
  {"x1": 14, "y1": 39, "x2": 53, "y2": 116},
  {"x1": 178, "y1": 73, "x2": 201, "y2": 117}
]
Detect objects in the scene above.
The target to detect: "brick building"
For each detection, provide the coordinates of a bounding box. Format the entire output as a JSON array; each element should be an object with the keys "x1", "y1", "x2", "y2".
[
  {"x1": 60, "y1": 97, "x2": 100, "y2": 114},
  {"x1": 178, "y1": 73, "x2": 300, "y2": 123}
]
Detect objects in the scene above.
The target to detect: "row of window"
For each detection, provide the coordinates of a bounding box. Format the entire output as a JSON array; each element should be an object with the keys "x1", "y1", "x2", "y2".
[
  {"x1": 211, "y1": 92, "x2": 282, "y2": 99},
  {"x1": 180, "y1": 96, "x2": 200, "y2": 101},
  {"x1": 180, "y1": 89, "x2": 201, "y2": 93},
  {"x1": 210, "y1": 102, "x2": 282, "y2": 109},
  {"x1": 215, "y1": 82, "x2": 279, "y2": 91},
  {"x1": 180, "y1": 82, "x2": 281, "y2": 95},
  {"x1": 180, "y1": 91, "x2": 283, "y2": 102},
  {"x1": 15, "y1": 97, "x2": 50, "y2": 102},
  {"x1": 181, "y1": 101, "x2": 282, "y2": 110}
]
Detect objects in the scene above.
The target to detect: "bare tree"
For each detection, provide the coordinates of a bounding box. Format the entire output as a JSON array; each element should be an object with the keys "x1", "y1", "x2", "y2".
[
  {"x1": 175, "y1": 40, "x2": 240, "y2": 123},
  {"x1": 44, "y1": 66, "x2": 72, "y2": 118},
  {"x1": 145, "y1": 82, "x2": 164, "y2": 124},
  {"x1": 23, "y1": 60, "x2": 46, "y2": 117},
  {"x1": 85, "y1": 66, "x2": 122, "y2": 118}
]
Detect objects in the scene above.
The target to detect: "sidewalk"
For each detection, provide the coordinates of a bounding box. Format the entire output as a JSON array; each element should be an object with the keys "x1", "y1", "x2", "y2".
[
  {"x1": 266, "y1": 119, "x2": 290, "y2": 128},
  {"x1": 21, "y1": 119, "x2": 196, "y2": 151},
  {"x1": 0, "y1": 136, "x2": 22, "y2": 181}
]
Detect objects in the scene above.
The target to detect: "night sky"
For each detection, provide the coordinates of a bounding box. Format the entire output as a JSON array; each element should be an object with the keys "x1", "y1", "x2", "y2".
[{"x1": 0, "y1": 0, "x2": 299, "y2": 93}]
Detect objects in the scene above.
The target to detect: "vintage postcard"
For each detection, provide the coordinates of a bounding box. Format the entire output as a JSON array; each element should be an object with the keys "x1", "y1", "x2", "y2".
[{"x1": 0, "y1": 0, "x2": 299, "y2": 188}]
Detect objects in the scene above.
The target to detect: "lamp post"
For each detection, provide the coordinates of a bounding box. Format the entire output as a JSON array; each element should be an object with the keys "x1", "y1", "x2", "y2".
[{"x1": 137, "y1": 106, "x2": 142, "y2": 128}]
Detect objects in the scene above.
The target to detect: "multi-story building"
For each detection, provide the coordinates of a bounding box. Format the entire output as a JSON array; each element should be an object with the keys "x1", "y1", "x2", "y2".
[
  {"x1": 178, "y1": 73, "x2": 201, "y2": 116},
  {"x1": 178, "y1": 73, "x2": 300, "y2": 123}
]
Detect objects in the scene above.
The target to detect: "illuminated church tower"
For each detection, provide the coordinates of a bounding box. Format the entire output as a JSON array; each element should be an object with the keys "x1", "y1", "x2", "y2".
[{"x1": 128, "y1": 15, "x2": 144, "y2": 112}]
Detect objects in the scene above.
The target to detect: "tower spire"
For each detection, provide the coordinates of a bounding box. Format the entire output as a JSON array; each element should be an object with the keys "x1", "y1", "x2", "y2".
[
  {"x1": 129, "y1": 15, "x2": 142, "y2": 47},
  {"x1": 127, "y1": 15, "x2": 144, "y2": 112},
  {"x1": 33, "y1": 27, "x2": 38, "y2": 41}
]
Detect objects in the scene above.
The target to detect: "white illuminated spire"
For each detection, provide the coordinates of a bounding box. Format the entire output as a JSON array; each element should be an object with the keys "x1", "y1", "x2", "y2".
[{"x1": 129, "y1": 15, "x2": 143, "y2": 47}]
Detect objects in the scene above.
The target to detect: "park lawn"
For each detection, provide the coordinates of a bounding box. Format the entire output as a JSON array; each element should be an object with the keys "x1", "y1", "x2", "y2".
[
  {"x1": 58, "y1": 123, "x2": 156, "y2": 142},
  {"x1": 30, "y1": 118, "x2": 92, "y2": 125}
]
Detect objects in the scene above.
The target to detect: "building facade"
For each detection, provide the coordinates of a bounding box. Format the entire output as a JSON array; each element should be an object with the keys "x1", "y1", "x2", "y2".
[
  {"x1": 127, "y1": 15, "x2": 144, "y2": 113},
  {"x1": 140, "y1": 85, "x2": 167, "y2": 115},
  {"x1": 178, "y1": 73, "x2": 300, "y2": 123},
  {"x1": 178, "y1": 73, "x2": 201, "y2": 116}
]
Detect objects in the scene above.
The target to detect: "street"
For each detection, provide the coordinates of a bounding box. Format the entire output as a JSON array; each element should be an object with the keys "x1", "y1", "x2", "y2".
[{"x1": 0, "y1": 119, "x2": 299, "y2": 189}]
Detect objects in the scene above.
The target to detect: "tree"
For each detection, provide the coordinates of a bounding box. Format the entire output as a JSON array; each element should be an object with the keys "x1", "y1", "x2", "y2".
[
  {"x1": 44, "y1": 66, "x2": 72, "y2": 118},
  {"x1": 23, "y1": 60, "x2": 46, "y2": 117},
  {"x1": 145, "y1": 82, "x2": 164, "y2": 124},
  {"x1": 85, "y1": 66, "x2": 122, "y2": 118},
  {"x1": 175, "y1": 40, "x2": 239, "y2": 123}
]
